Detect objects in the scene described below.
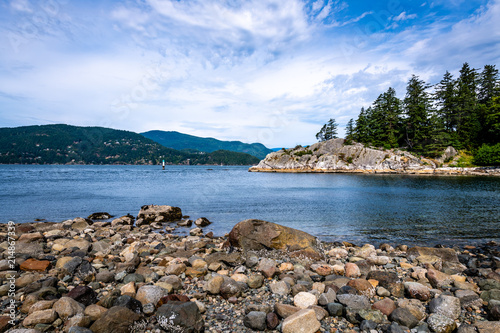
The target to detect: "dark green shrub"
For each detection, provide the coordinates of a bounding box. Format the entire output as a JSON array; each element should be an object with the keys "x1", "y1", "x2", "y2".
[{"x1": 473, "y1": 144, "x2": 500, "y2": 166}]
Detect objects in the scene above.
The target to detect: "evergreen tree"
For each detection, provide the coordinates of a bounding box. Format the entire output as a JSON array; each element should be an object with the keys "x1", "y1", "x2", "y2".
[
  {"x1": 372, "y1": 87, "x2": 402, "y2": 148},
  {"x1": 485, "y1": 96, "x2": 500, "y2": 144},
  {"x1": 345, "y1": 118, "x2": 355, "y2": 140},
  {"x1": 477, "y1": 65, "x2": 500, "y2": 144},
  {"x1": 434, "y1": 71, "x2": 457, "y2": 135},
  {"x1": 316, "y1": 118, "x2": 338, "y2": 142},
  {"x1": 456, "y1": 63, "x2": 479, "y2": 149},
  {"x1": 403, "y1": 75, "x2": 432, "y2": 151},
  {"x1": 478, "y1": 64, "x2": 499, "y2": 105},
  {"x1": 354, "y1": 107, "x2": 370, "y2": 143}
]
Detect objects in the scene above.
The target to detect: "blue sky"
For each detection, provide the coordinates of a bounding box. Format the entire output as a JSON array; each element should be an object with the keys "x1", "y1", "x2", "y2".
[{"x1": 0, "y1": 0, "x2": 499, "y2": 147}]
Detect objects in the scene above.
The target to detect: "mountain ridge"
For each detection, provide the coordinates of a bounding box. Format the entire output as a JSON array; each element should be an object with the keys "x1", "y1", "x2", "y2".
[
  {"x1": 141, "y1": 130, "x2": 273, "y2": 159},
  {"x1": 0, "y1": 124, "x2": 260, "y2": 165}
]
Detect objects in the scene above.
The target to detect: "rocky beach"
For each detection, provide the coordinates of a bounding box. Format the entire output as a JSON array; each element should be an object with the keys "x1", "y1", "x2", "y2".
[{"x1": 1, "y1": 205, "x2": 500, "y2": 333}]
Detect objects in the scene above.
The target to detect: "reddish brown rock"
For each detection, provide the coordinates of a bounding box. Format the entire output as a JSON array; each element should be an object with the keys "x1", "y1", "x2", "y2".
[
  {"x1": 226, "y1": 219, "x2": 323, "y2": 260},
  {"x1": 311, "y1": 264, "x2": 333, "y2": 276},
  {"x1": 345, "y1": 263, "x2": 361, "y2": 278},
  {"x1": 427, "y1": 268, "x2": 454, "y2": 289},
  {"x1": 274, "y1": 303, "x2": 301, "y2": 319},
  {"x1": 372, "y1": 298, "x2": 396, "y2": 316},
  {"x1": 347, "y1": 279, "x2": 376, "y2": 297},
  {"x1": 404, "y1": 282, "x2": 432, "y2": 301},
  {"x1": 19, "y1": 259, "x2": 50, "y2": 272},
  {"x1": 0, "y1": 316, "x2": 10, "y2": 333}
]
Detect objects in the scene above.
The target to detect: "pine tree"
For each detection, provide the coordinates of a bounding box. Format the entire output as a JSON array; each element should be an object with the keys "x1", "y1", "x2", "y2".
[
  {"x1": 477, "y1": 65, "x2": 500, "y2": 144},
  {"x1": 316, "y1": 118, "x2": 338, "y2": 142},
  {"x1": 434, "y1": 71, "x2": 457, "y2": 135},
  {"x1": 478, "y1": 64, "x2": 499, "y2": 105},
  {"x1": 354, "y1": 107, "x2": 370, "y2": 143},
  {"x1": 403, "y1": 75, "x2": 432, "y2": 152},
  {"x1": 372, "y1": 87, "x2": 402, "y2": 148},
  {"x1": 345, "y1": 119, "x2": 355, "y2": 140},
  {"x1": 456, "y1": 63, "x2": 479, "y2": 149}
]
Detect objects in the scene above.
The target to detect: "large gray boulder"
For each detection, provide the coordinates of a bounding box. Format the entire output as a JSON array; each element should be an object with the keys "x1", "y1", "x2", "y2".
[{"x1": 227, "y1": 219, "x2": 324, "y2": 260}]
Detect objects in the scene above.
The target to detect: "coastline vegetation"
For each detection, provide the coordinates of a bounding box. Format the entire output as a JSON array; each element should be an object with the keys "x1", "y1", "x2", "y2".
[{"x1": 334, "y1": 63, "x2": 499, "y2": 166}]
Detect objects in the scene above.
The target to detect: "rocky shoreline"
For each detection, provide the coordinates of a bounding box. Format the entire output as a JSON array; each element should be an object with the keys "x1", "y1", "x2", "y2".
[
  {"x1": 1, "y1": 205, "x2": 500, "y2": 333},
  {"x1": 248, "y1": 139, "x2": 500, "y2": 176},
  {"x1": 248, "y1": 166, "x2": 500, "y2": 176}
]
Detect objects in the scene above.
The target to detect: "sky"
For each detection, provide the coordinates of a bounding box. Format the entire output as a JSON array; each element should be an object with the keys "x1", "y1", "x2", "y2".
[{"x1": 0, "y1": 0, "x2": 499, "y2": 148}]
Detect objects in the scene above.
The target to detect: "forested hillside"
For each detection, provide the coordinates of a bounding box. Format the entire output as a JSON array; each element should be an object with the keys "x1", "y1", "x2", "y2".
[
  {"x1": 0, "y1": 124, "x2": 260, "y2": 165},
  {"x1": 141, "y1": 130, "x2": 273, "y2": 159}
]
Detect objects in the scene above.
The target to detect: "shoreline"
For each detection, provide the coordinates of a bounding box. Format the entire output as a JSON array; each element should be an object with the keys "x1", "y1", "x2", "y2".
[
  {"x1": 1, "y1": 206, "x2": 500, "y2": 332},
  {"x1": 248, "y1": 166, "x2": 500, "y2": 176}
]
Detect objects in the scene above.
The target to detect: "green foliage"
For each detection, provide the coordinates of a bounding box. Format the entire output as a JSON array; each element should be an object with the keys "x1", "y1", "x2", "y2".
[
  {"x1": 473, "y1": 144, "x2": 500, "y2": 166},
  {"x1": 403, "y1": 75, "x2": 432, "y2": 151},
  {"x1": 0, "y1": 125, "x2": 259, "y2": 165},
  {"x1": 350, "y1": 62, "x2": 500, "y2": 158},
  {"x1": 293, "y1": 150, "x2": 313, "y2": 157},
  {"x1": 316, "y1": 118, "x2": 338, "y2": 142},
  {"x1": 450, "y1": 152, "x2": 475, "y2": 168},
  {"x1": 345, "y1": 118, "x2": 355, "y2": 140}
]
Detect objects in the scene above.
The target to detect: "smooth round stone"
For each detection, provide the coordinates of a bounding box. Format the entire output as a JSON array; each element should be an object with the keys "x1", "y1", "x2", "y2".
[{"x1": 293, "y1": 292, "x2": 317, "y2": 309}]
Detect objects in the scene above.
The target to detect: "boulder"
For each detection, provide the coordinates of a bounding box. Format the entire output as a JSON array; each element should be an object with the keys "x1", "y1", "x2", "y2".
[
  {"x1": 156, "y1": 301, "x2": 204, "y2": 333},
  {"x1": 404, "y1": 282, "x2": 432, "y2": 301},
  {"x1": 67, "y1": 286, "x2": 98, "y2": 306},
  {"x1": 53, "y1": 297, "x2": 85, "y2": 319},
  {"x1": 282, "y1": 309, "x2": 321, "y2": 333},
  {"x1": 244, "y1": 311, "x2": 267, "y2": 331},
  {"x1": 407, "y1": 246, "x2": 465, "y2": 272},
  {"x1": 137, "y1": 205, "x2": 182, "y2": 223},
  {"x1": 429, "y1": 295, "x2": 461, "y2": 320},
  {"x1": 293, "y1": 292, "x2": 317, "y2": 309},
  {"x1": 89, "y1": 306, "x2": 142, "y2": 333},
  {"x1": 87, "y1": 212, "x2": 113, "y2": 220},
  {"x1": 194, "y1": 217, "x2": 211, "y2": 227},
  {"x1": 389, "y1": 307, "x2": 419, "y2": 329},
  {"x1": 136, "y1": 285, "x2": 169, "y2": 306},
  {"x1": 22, "y1": 309, "x2": 58, "y2": 327},
  {"x1": 227, "y1": 219, "x2": 323, "y2": 260},
  {"x1": 275, "y1": 303, "x2": 301, "y2": 319},
  {"x1": 427, "y1": 313, "x2": 457, "y2": 333}
]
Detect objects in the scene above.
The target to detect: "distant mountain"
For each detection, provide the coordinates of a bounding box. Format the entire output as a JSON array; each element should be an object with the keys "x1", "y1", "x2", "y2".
[
  {"x1": 141, "y1": 130, "x2": 273, "y2": 159},
  {"x1": 0, "y1": 124, "x2": 260, "y2": 165}
]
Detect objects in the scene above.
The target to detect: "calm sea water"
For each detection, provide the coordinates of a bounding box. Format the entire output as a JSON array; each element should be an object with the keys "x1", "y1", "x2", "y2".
[{"x1": 1, "y1": 165, "x2": 499, "y2": 246}]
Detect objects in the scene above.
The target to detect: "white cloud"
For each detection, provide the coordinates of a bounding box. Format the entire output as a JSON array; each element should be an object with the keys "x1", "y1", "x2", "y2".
[
  {"x1": 0, "y1": 0, "x2": 499, "y2": 147},
  {"x1": 393, "y1": 11, "x2": 418, "y2": 21}
]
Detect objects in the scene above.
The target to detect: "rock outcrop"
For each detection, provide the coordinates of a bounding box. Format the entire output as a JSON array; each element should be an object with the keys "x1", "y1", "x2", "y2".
[
  {"x1": 227, "y1": 219, "x2": 324, "y2": 260},
  {"x1": 249, "y1": 139, "x2": 499, "y2": 175}
]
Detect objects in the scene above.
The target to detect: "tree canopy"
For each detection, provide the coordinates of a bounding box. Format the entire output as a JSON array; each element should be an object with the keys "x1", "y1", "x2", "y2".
[
  {"x1": 316, "y1": 118, "x2": 338, "y2": 142},
  {"x1": 349, "y1": 62, "x2": 499, "y2": 161}
]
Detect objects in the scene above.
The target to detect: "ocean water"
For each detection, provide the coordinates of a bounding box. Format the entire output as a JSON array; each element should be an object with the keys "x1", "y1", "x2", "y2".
[{"x1": 1, "y1": 164, "x2": 499, "y2": 246}]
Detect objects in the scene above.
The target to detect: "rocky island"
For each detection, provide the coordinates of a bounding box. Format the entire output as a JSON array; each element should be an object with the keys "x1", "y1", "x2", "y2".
[
  {"x1": 1, "y1": 204, "x2": 500, "y2": 333},
  {"x1": 249, "y1": 139, "x2": 500, "y2": 176}
]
